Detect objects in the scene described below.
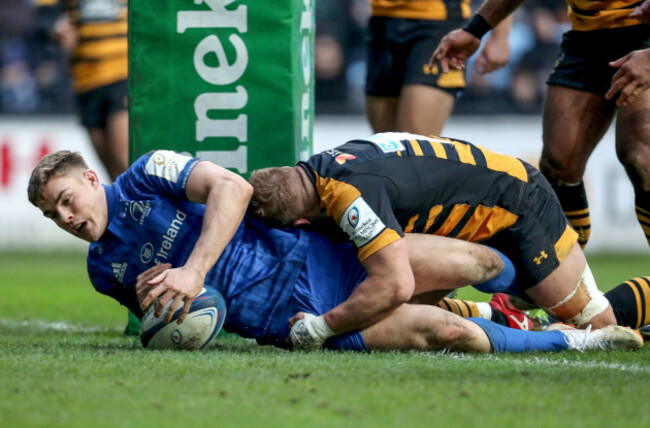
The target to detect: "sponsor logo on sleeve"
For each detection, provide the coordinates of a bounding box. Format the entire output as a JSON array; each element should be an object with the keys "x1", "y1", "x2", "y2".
[
  {"x1": 335, "y1": 153, "x2": 356, "y2": 165},
  {"x1": 145, "y1": 150, "x2": 192, "y2": 183},
  {"x1": 367, "y1": 133, "x2": 407, "y2": 153},
  {"x1": 339, "y1": 197, "x2": 386, "y2": 248}
]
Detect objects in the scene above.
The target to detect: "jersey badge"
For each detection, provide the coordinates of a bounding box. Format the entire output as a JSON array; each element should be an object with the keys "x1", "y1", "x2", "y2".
[
  {"x1": 367, "y1": 133, "x2": 406, "y2": 153},
  {"x1": 335, "y1": 153, "x2": 357, "y2": 165},
  {"x1": 145, "y1": 150, "x2": 191, "y2": 183},
  {"x1": 340, "y1": 197, "x2": 386, "y2": 248},
  {"x1": 112, "y1": 262, "x2": 128, "y2": 283},
  {"x1": 140, "y1": 243, "x2": 154, "y2": 264}
]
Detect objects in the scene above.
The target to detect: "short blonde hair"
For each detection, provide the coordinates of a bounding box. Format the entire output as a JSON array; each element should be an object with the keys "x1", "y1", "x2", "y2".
[
  {"x1": 27, "y1": 150, "x2": 88, "y2": 207},
  {"x1": 249, "y1": 167, "x2": 302, "y2": 227}
]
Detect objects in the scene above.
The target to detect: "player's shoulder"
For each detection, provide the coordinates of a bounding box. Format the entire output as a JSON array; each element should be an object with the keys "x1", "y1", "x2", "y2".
[{"x1": 128, "y1": 150, "x2": 200, "y2": 186}]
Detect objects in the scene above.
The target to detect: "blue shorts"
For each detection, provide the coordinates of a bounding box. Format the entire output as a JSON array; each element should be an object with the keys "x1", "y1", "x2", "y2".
[{"x1": 288, "y1": 232, "x2": 369, "y2": 351}]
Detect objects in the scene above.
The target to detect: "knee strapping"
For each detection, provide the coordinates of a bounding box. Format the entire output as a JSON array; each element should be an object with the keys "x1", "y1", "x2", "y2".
[{"x1": 541, "y1": 265, "x2": 609, "y2": 326}]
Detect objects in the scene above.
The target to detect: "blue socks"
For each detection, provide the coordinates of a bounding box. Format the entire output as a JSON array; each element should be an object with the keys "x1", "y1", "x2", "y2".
[
  {"x1": 472, "y1": 247, "x2": 531, "y2": 302},
  {"x1": 470, "y1": 318, "x2": 568, "y2": 353}
]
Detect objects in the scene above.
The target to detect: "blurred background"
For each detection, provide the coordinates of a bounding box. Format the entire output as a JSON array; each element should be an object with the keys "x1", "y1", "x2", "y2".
[
  {"x1": 0, "y1": 0, "x2": 568, "y2": 117},
  {"x1": 0, "y1": 0, "x2": 645, "y2": 252}
]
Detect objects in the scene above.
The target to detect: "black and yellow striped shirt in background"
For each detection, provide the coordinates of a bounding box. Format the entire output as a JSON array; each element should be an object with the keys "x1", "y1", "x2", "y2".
[
  {"x1": 369, "y1": 0, "x2": 471, "y2": 21},
  {"x1": 37, "y1": 0, "x2": 128, "y2": 93},
  {"x1": 567, "y1": 0, "x2": 645, "y2": 31}
]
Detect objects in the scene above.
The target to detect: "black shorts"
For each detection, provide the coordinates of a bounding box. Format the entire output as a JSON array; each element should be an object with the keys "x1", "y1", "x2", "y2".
[
  {"x1": 484, "y1": 164, "x2": 578, "y2": 289},
  {"x1": 75, "y1": 79, "x2": 128, "y2": 129},
  {"x1": 547, "y1": 25, "x2": 650, "y2": 95},
  {"x1": 365, "y1": 17, "x2": 466, "y2": 97}
]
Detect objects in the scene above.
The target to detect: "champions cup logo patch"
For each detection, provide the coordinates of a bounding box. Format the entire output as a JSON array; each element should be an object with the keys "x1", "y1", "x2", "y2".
[
  {"x1": 340, "y1": 197, "x2": 386, "y2": 248},
  {"x1": 335, "y1": 153, "x2": 356, "y2": 165},
  {"x1": 152, "y1": 153, "x2": 165, "y2": 165},
  {"x1": 146, "y1": 150, "x2": 191, "y2": 183},
  {"x1": 348, "y1": 206, "x2": 360, "y2": 227}
]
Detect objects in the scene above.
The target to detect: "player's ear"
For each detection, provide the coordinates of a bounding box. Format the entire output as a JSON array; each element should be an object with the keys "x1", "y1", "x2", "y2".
[
  {"x1": 83, "y1": 169, "x2": 100, "y2": 187},
  {"x1": 293, "y1": 218, "x2": 312, "y2": 226}
]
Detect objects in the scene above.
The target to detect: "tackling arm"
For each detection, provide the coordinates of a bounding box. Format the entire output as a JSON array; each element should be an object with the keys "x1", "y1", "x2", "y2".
[{"x1": 290, "y1": 239, "x2": 415, "y2": 349}]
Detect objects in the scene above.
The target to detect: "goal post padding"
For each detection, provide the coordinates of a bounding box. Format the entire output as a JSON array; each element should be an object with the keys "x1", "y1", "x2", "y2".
[{"x1": 128, "y1": 0, "x2": 315, "y2": 174}]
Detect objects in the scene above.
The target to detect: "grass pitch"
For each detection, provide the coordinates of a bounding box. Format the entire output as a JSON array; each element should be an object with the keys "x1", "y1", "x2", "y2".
[{"x1": 1, "y1": 252, "x2": 648, "y2": 427}]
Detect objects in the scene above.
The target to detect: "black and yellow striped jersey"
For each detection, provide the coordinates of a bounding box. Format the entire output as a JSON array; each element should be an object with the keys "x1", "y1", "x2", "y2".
[
  {"x1": 38, "y1": 0, "x2": 128, "y2": 93},
  {"x1": 369, "y1": 0, "x2": 471, "y2": 21},
  {"x1": 567, "y1": 0, "x2": 645, "y2": 31},
  {"x1": 299, "y1": 132, "x2": 530, "y2": 262}
]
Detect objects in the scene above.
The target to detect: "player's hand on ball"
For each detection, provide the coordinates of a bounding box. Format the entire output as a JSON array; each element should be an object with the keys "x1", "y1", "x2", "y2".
[
  {"x1": 137, "y1": 263, "x2": 171, "y2": 309},
  {"x1": 289, "y1": 312, "x2": 335, "y2": 350}
]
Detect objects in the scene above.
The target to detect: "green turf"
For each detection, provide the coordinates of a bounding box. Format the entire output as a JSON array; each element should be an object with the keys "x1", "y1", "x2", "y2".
[{"x1": 1, "y1": 252, "x2": 649, "y2": 427}]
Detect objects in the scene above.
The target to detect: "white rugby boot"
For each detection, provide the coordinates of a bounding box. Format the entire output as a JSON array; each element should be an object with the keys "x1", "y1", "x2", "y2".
[{"x1": 562, "y1": 325, "x2": 644, "y2": 351}]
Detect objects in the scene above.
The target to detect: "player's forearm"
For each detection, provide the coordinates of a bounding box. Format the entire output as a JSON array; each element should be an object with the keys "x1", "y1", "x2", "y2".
[
  {"x1": 184, "y1": 178, "x2": 252, "y2": 279},
  {"x1": 323, "y1": 273, "x2": 413, "y2": 334},
  {"x1": 475, "y1": 0, "x2": 524, "y2": 28},
  {"x1": 489, "y1": 15, "x2": 512, "y2": 41}
]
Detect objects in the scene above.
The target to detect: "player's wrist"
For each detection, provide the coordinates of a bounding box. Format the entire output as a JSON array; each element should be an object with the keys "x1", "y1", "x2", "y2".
[
  {"x1": 289, "y1": 313, "x2": 335, "y2": 350},
  {"x1": 463, "y1": 14, "x2": 493, "y2": 40},
  {"x1": 310, "y1": 315, "x2": 335, "y2": 340}
]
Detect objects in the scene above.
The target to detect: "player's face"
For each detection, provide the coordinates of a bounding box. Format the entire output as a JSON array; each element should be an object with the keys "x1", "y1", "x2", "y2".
[{"x1": 39, "y1": 170, "x2": 108, "y2": 242}]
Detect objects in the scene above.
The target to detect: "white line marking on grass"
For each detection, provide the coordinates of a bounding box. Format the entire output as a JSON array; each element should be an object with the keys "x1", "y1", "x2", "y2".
[
  {"x1": 433, "y1": 352, "x2": 650, "y2": 374},
  {"x1": 0, "y1": 319, "x2": 120, "y2": 334},
  {"x1": 504, "y1": 356, "x2": 650, "y2": 374}
]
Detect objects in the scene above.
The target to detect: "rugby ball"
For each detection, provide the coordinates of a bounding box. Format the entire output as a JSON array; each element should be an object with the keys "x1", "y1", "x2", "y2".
[{"x1": 140, "y1": 287, "x2": 227, "y2": 350}]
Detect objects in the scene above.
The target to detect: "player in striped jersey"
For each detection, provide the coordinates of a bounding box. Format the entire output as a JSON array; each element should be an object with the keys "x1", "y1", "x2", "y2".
[
  {"x1": 365, "y1": 0, "x2": 511, "y2": 136},
  {"x1": 37, "y1": 0, "x2": 129, "y2": 181},
  {"x1": 432, "y1": 0, "x2": 650, "y2": 250},
  {"x1": 249, "y1": 132, "x2": 650, "y2": 347}
]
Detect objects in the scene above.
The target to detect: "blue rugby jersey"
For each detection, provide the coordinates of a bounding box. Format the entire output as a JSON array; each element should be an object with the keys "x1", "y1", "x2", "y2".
[{"x1": 87, "y1": 150, "x2": 310, "y2": 343}]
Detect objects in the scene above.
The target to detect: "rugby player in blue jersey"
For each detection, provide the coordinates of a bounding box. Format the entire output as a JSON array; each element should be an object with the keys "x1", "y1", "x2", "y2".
[
  {"x1": 27, "y1": 149, "x2": 643, "y2": 353},
  {"x1": 250, "y1": 132, "x2": 650, "y2": 349}
]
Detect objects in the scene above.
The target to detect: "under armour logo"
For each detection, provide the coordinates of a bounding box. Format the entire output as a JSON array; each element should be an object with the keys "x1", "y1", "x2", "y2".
[{"x1": 533, "y1": 251, "x2": 548, "y2": 265}]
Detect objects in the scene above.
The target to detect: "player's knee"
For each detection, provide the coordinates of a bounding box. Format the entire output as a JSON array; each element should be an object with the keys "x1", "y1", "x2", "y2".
[
  {"x1": 416, "y1": 313, "x2": 476, "y2": 350},
  {"x1": 541, "y1": 265, "x2": 611, "y2": 327},
  {"x1": 618, "y1": 145, "x2": 650, "y2": 190},
  {"x1": 539, "y1": 152, "x2": 585, "y2": 183},
  {"x1": 426, "y1": 322, "x2": 475, "y2": 350},
  {"x1": 473, "y1": 247, "x2": 503, "y2": 283}
]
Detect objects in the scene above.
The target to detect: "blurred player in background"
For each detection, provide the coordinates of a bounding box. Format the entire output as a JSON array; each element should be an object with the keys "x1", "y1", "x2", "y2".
[
  {"x1": 36, "y1": 0, "x2": 136, "y2": 334},
  {"x1": 364, "y1": 0, "x2": 512, "y2": 136},
  {"x1": 27, "y1": 149, "x2": 643, "y2": 353},
  {"x1": 432, "y1": 0, "x2": 650, "y2": 250},
  {"x1": 249, "y1": 132, "x2": 650, "y2": 348}
]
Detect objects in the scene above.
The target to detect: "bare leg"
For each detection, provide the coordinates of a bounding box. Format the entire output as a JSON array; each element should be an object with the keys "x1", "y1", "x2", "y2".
[
  {"x1": 540, "y1": 85, "x2": 615, "y2": 183},
  {"x1": 361, "y1": 304, "x2": 492, "y2": 352},
  {"x1": 405, "y1": 234, "x2": 503, "y2": 295},
  {"x1": 87, "y1": 110, "x2": 129, "y2": 182},
  {"x1": 366, "y1": 95, "x2": 398, "y2": 133},
  {"x1": 616, "y1": 90, "x2": 650, "y2": 192},
  {"x1": 396, "y1": 84, "x2": 454, "y2": 136}
]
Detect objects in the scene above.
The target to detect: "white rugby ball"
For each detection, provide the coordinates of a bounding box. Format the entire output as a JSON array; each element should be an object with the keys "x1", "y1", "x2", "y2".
[{"x1": 140, "y1": 287, "x2": 227, "y2": 350}]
